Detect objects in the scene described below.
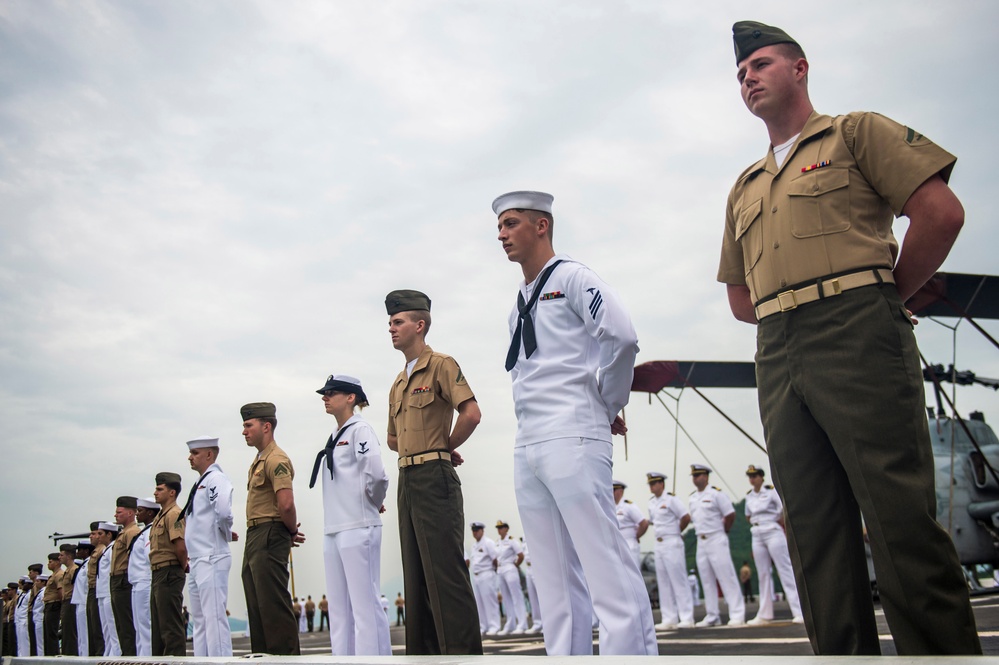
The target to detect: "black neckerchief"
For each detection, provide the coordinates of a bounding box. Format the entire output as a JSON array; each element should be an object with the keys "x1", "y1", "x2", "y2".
[
  {"x1": 309, "y1": 422, "x2": 356, "y2": 488},
  {"x1": 505, "y1": 259, "x2": 563, "y2": 371},
  {"x1": 127, "y1": 523, "x2": 154, "y2": 556},
  {"x1": 182, "y1": 468, "x2": 215, "y2": 517}
]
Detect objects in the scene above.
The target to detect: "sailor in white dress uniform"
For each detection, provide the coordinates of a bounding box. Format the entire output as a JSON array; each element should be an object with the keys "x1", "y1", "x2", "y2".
[
  {"x1": 688, "y1": 465, "x2": 745, "y2": 626},
  {"x1": 646, "y1": 472, "x2": 695, "y2": 629},
  {"x1": 31, "y1": 575, "x2": 46, "y2": 655},
  {"x1": 494, "y1": 521, "x2": 528, "y2": 635},
  {"x1": 129, "y1": 499, "x2": 158, "y2": 656},
  {"x1": 468, "y1": 522, "x2": 500, "y2": 635},
  {"x1": 495, "y1": 190, "x2": 656, "y2": 656},
  {"x1": 14, "y1": 576, "x2": 31, "y2": 657},
  {"x1": 312, "y1": 374, "x2": 391, "y2": 656},
  {"x1": 183, "y1": 437, "x2": 236, "y2": 657},
  {"x1": 743, "y1": 465, "x2": 803, "y2": 624},
  {"x1": 522, "y1": 539, "x2": 543, "y2": 634},
  {"x1": 613, "y1": 481, "x2": 648, "y2": 568},
  {"x1": 95, "y1": 522, "x2": 121, "y2": 655}
]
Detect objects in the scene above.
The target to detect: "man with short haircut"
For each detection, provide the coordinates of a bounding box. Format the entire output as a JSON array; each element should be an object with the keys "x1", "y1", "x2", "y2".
[
  {"x1": 241, "y1": 402, "x2": 303, "y2": 655},
  {"x1": 24, "y1": 564, "x2": 42, "y2": 656},
  {"x1": 613, "y1": 481, "x2": 648, "y2": 569},
  {"x1": 110, "y1": 496, "x2": 140, "y2": 655},
  {"x1": 149, "y1": 472, "x2": 187, "y2": 656},
  {"x1": 86, "y1": 521, "x2": 105, "y2": 655},
  {"x1": 30, "y1": 574, "x2": 46, "y2": 655},
  {"x1": 385, "y1": 289, "x2": 483, "y2": 655},
  {"x1": 688, "y1": 464, "x2": 744, "y2": 627},
  {"x1": 58, "y1": 543, "x2": 79, "y2": 654},
  {"x1": 71, "y1": 541, "x2": 94, "y2": 657},
  {"x1": 494, "y1": 190, "x2": 655, "y2": 655},
  {"x1": 468, "y1": 522, "x2": 499, "y2": 636},
  {"x1": 646, "y1": 471, "x2": 694, "y2": 630},
  {"x1": 42, "y1": 552, "x2": 63, "y2": 655},
  {"x1": 305, "y1": 596, "x2": 315, "y2": 632},
  {"x1": 95, "y1": 521, "x2": 121, "y2": 655},
  {"x1": 130, "y1": 498, "x2": 159, "y2": 656},
  {"x1": 15, "y1": 576, "x2": 32, "y2": 657},
  {"x1": 183, "y1": 436, "x2": 236, "y2": 657},
  {"x1": 494, "y1": 520, "x2": 527, "y2": 635},
  {"x1": 719, "y1": 20, "x2": 980, "y2": 655},
  {"x1": 319, "y1": 595, "x2": 329, "y2": 631}
]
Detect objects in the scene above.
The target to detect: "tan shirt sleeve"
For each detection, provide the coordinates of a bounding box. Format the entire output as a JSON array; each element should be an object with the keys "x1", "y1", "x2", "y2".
[
  {"x1": 437, "y1": 356, "x2": 475, "y2": 407},
  {"x1": 267, "y1": 451, "x2": 295, "y2": 492}
]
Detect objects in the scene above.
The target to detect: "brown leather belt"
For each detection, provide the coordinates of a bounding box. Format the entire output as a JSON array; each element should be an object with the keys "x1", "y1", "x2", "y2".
[
  {"x1": 150, "y1": 562, "x2": 181, "y2": 572},
  {"x1": 755, "y1": 268, "x2": 894, "y2": 321},
  {"x1": 398, "y1": 451, "x2": 449, "y2": 469},
  {"x1": 246, "y1": 516, "x2": 281, "y2": 528}
]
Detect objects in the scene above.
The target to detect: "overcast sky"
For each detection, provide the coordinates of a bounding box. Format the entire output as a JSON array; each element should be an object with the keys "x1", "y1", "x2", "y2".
[{"x1": 2, "y1": 1, "x2": 997, "y2": 617}]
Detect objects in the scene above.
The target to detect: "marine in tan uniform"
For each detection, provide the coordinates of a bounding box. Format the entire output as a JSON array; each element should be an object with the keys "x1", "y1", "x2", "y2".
[
  {"x1": 42, "y1": 553, "x2": 63, "y2": 655},
  {"x1": 86, "y1": 521, "x2": 105, "y2": 655},
  {"x1": 240, "y1": 401, "x2": 303, "y2": 655},
  {"x1": 385, "y1": 289, "x2": 483, "y2": 655},
  {"x1": 57, "y1": 543, "x2": 79, "y2": 655},
  {"x1": 718, "y1": 21, "x2": 979, "y2": 655},
  {"x1": 111, "y1": 495, "x2": 140, "y2": 655},
  {"x1": 149, "y1": 472, "x2": 187, "y2": 656}
]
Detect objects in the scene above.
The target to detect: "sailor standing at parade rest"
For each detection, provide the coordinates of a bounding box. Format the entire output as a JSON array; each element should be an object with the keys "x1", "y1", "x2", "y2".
[
  {"x1": 71, "y1": 542, "x2": 94, "y2": 656},
  {"x1": 31, "y1": 574, "x2": 46, "y2": 655},
  {"x1": 95, "y1": 521, "x2": 121, "y2": 655},
  {"x1": 311, "y1": 374, "x2": 391, "y2": 656},
  {"x1": 494, "y1": 520, "x2": 528, "y2": 635},
  {"x1": 183, "y1": 436, "x2": 236, "y2": 657},
  {"x1": 468, "y1": 522, "x2": 500, "y2": 636},
  {"x1": 688, "y1": 464, "x2": 745, "y2": 627},
  {"x1": 129, "y1": 498, "x2": 159, "y2": 656},
  {"x1": 612, "y1": 481, "x2": 648, "y2": 569},
  {"x1": 646, "y1": 471, "x2": 694, "y2": 629},
  {"x1": 14, "y1": 576, "x2": 31, "y2": 657}
]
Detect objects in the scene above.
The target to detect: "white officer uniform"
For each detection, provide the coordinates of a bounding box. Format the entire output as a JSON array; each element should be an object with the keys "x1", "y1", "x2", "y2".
[
  {"x1": 688, "y1": 570, "x2": 701, "y2": 607},
  {"x1": 70, "y1": 552, "x2": 91, "y2": 657},
  {"x1": 495, "y1": 528, "x2": 528, "y2": 634},
  {"x1": 522, "y1": 540, "x2": 543, "y2": 633},
  {"x1": 647, "y1": 478, "x2": 694, "y2": 628},
  {"x1": 14, "y1": 579, "x2": 30, "y2": 657},
  {"x1": 469, "y1": 525, "x2": 500, "y2": 634},
  {"x1": 501, "y1": 189, "x2": 655, "y2": 657},
  {"x1": 316, "y1": 409, "x2": 391, "y2": 656},
  {"x1": 613, "y1": 490, "x2": 645, "y2": 568},
  {"x1": 128, "y1": 504, "x2": 155, "y2": 657},
  {"x1": 184, "y1": 439, "x2": 235, "y2": 658},
  {"x1": 96, "y1": 524, "x2": 121, "y2": 655},
  {"x1": 688, "y1": 476, "x2": 745, "y2": 626},
  {"x1": 32, "y1": 577, "x2": 46, "y2": 655},
  {"x1": 744, "y1": 478, "x2": 803, "y2": 623}
]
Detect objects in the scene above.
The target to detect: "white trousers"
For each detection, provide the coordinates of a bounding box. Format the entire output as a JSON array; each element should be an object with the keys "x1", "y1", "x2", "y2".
[
  {"x1": 654, "y1": 536, "x2": 694, "y2": 624},
  {"x1": 33, "y1": 611, "x2": 43, "y2": 656},
  {"x1": 497, "y1": 564, "x2": 528, "y2": 631},
  {"x1": 99, "y1": 594, "x2": 120, "y2": 655},
  {"x1": 471, "y1": 569, "x2": 500, "y2": 632},
  {"x1": 131, "y1": 585, "x2": 151, "y2": 656},
  {"x1": 525, "y1": 571, "x2": 543, "y2": 629},
  {"x1": 322, "y1": 527, "x2": 391, "y2": 656},
  {"x1": 515, "y1": 437, "x2": 657, "y2": 656},
  {"x1": 15, "y1": 618, "x2": 29, "y2": 657},
  {"x1": 694, "y1": 531, "x2": 745, "y2": 623},
  {"x1": 188, "y1": 554, "x2": 233, "y2": 657},
  {"x1": 751, "y1": 526, "x2": 803, "y2": 620}
]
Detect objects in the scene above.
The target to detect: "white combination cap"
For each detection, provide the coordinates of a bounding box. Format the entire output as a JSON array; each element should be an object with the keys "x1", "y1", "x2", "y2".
[
  {"x1": 492, "y1": 190, "x2": 554, "y2": 216},
  {"x1": 470, "y1": 521, "x2": 485, "y2": 529},
  {"x1": 187, "y1": 436, "x2": 220, "y2": 451}
]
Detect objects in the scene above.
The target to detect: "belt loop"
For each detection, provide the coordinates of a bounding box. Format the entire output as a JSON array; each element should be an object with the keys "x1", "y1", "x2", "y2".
[
  {"x1": 873, "y1": 268, "x2": 884, "y2": 284},
  {"x1": 816, "y1": 277, "x2": 825, "y2": 300}
]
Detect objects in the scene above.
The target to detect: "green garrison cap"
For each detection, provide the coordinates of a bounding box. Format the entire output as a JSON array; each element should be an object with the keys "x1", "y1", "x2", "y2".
[
  {"x1": 116, "y1": 496, "x2": 137, "y2": 510},
  {"x1": 733, "y1": 21, "x2": 799, "y2": 64},
  {"x1": 385, "y1": 290, "x2": 431, "y2": 315},
  {"x1": 240, "y1": 402, "x2": 276, "y2": 420},
  {"x1": 155, "y1": 472, "x2": 182, "y2": 486}
]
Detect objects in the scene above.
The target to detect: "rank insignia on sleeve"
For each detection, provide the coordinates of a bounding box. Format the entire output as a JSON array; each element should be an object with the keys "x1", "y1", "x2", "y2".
[
  {"x1": 586, "y1": 287, "x2": 603, "y2": 319},
  {"x1": 540, "y1": 291, "x2": 565, "y2": 301},
  {"x1": 412, "y1": 386, "x2": 431, "y2": 394},
  {"x1": 904, "y1": 127, "x2": 926, "y2": 145},
  {"x1": 358, "y1": 442, "x2": 369, "y2": 455},
  {"x1": 273, "y1": 462, "x2": 290, "y2": 477}
]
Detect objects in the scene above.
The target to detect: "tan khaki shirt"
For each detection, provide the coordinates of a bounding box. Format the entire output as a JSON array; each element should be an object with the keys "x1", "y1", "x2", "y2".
[
  {"x1": 43, "y1": 570, "x2": 63, "y2": 603},
  {"x1": 111, "y1": 522, "x2": 141, "y2": 575},
  {"x1": 718, "y1": 111, "x2": 956, "y2": 305},
  {"x1": 59, "y1": 562, "x2": 77, "y2": 603},
  {"x1": 245, "y1": 442, "x2": 294, "y2": 524},
  {"x1": 88, "y1": 545, "x2": 104, "y2": 589},
  {"x1": 148, "y1": 503, "x2": 185, "y2": 568},
  {"x1": 388, "y1": 345, "x2": 475, "y2": 457}
]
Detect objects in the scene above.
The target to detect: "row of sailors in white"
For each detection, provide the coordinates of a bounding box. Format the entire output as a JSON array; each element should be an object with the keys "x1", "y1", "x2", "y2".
[
  {"x1": 314, "y1": 374, "x2": 392, "y2": 656},
  {"x1": 500, "y1": 190, "x2": 656, "y2": 656},
  {"x1": 644, "y1": 472, "x2": 696, "y2": 629},
  {"x1": 687, "y1": 464, "x2": 746, "y2": 626},
  {"x1": 743, "y1": 465, "x2": 803, "y2": 624},
  {"x1": 185, "y1": 436, "x2": 236, "y2": 658},
  {"x1": 466, "y1": 522, "x2": 542, "y2": 636},
  {"x1": 11, "y1": 573, "x2": 47, "y2": 656}
]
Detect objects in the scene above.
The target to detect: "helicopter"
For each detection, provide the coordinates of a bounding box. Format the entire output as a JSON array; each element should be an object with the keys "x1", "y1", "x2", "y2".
[{"x1": 626, "y1": 271, "x2": 999, "y2": 577}]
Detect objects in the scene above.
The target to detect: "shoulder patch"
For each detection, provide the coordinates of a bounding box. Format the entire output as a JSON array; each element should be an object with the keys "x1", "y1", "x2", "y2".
[
  {"x1": 765, "y1": 484, "x2": 774, "y2": 489},
  {"x1": 273, "y1": 462, "x2": 291, "y2": 477},
  {"x1": 456, "y1": 366, "x2": 465, "y2": 384},
  {"x1": 624, "y1": 499, "x2": 632, "y2": 504},
  {"x1": 904, "y1": 126, "x2": 928, "y2": 145},
  {"x1": 712, "y1": 486, "x2": 722, "y2": 491}
]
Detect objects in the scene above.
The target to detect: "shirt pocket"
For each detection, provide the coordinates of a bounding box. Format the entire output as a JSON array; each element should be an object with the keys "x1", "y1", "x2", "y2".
[
  {"x1": 409, "y1": 392, "x2": 436, "y2": 431},
  {"x1": 787, "y1": 167, "x2": 851, "y2": 238},
  {"x1": 735, "y1": 198, "x2": 763, "y2": 276}
]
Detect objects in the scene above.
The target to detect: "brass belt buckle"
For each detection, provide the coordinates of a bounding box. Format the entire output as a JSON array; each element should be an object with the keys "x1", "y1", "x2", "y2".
[{"x1": 776, "y1": 289, "x2": 798, "y2": 312}]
